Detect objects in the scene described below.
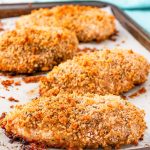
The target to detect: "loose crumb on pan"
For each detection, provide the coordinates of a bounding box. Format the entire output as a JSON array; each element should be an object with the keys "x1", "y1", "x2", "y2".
[
  {"x1": 14, "y1": 81, "x2": 21, "y2": 86},
  {"x1": 138, "y1": 87, "x2": 147, "y2": 94},
  {"x1": 115, "y1": 43, "x2": 120, "y2": 47},
  {"x1": 129, "y1": 93, "x2": 138, "y2": 98},
  {"x1": 8, "y1": 97, "x2": 19, "y2": 102},
  {"x1": 129, "y1": 87, "x2": 147, "y2": 99},
  {"x1": 10, "y1": 105, "x2": 14, "y2": 109},
  {"x1": 121, "y1": 40, "x2": 125, "y2": 43},
  {"x1": 23, "y1": 76, "x2": 44, "y2": 83},
  {"x1": 0, "y1": 96, "x2": 5, "y2": 99},
  {"x1": 1, "y1": 80, "x2": 14, "y2": 88},
  {"x1": 1, "y1": 79, "x2": 21, "y2": 88}
]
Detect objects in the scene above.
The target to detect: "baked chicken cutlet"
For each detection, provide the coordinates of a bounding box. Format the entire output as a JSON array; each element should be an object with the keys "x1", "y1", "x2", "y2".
[
  {"x1": 0, "y1": 26, "x2": 78, "y2": 74},
  {"x1": 40, "y1": 49, "x2": 149, "y2": 96},
  {"x1": 16, "y1": 5, "x2": 116, "y2": 42},
  {"x1": 0, "y1": 94, "x2": 146, "y2": 149}
]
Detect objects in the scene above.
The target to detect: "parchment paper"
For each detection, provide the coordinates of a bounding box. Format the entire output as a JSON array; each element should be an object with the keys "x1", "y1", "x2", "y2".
[{"x1": 0, "y1": 7, "x2": 150, "y2": 150}]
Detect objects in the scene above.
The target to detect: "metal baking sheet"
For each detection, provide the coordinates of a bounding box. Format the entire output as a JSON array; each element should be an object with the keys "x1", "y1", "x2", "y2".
[{"x1": 0, "y1": 6, "x2": 150, "y2": 150}]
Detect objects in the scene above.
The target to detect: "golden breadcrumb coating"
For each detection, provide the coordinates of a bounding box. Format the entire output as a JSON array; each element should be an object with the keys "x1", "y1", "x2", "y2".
[
  {"x1": 40, "y1": 49, "x2": 149, "y2": 96},
  {"x1": 16, "y1": 5, "x2": 116, "y2": 42},
  {"x1": 0, "y1": 26, "x2": 78, "y2": 73},
  {"x1": 1, "y1": 94, "x2": 146, "y2": 149}
]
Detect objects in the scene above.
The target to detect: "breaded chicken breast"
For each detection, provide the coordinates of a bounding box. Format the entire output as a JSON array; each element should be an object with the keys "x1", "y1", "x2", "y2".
[
  {"x1": 0, "y1": 26, "x2": 78, "y2": 74},
  {"x1": 16, "y1": 5, "x2": 116, "y2": 42},
  {"x1": 0, "y1": 93, "x2": 146, "y2": 149},
  {"x1": 40, "y1": 49, "x2": 149, "y2": 96}
]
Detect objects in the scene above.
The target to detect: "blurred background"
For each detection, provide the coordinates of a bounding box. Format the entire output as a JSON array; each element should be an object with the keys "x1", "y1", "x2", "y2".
[{"x1": 0, "y1": 0, "x2": 150, "y2": 33}]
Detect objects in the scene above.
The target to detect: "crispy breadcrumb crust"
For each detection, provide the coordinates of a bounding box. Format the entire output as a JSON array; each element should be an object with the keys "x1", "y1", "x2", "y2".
[
  {"x1": 0, "y1": 94, "x2": 146, "y2": 149},
  {"x1": 16, "y1": 5, "x2": 116, "y2": 42},
  {"x1": 0, "y1": 26, "x2": 78, "y2": 73},
  {"x1": 40, "y1": 49, "x2": 149, "y2": 96}
]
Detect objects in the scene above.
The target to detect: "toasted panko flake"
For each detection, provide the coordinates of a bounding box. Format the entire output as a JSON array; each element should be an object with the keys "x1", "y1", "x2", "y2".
[
  {"x1": 40, "y1": 49, "x2": 149, "y2": 96},
  {"x1": 16, "y1": 5, "x2": 116, "y2": 42},
  {"x1": 0, "y1": 93, "x2": 146, "y2": 149},
  {"x1": 0, "y1": 26, "x2": 78, "y2": 73}
]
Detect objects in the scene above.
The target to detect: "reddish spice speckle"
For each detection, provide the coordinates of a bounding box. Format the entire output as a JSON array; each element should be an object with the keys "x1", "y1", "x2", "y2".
[{"x1": 8, "y1": 97, "x2": 19, "y2": 102}]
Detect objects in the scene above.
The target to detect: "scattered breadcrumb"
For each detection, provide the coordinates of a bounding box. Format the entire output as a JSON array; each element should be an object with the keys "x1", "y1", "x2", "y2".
[
  {"x1": 121, "y1": 40, "x2": 125, "y2": 43},
  {"x1": 1, "y1": 80, "x2": 14, "y2": 88},
  {"x1": 1, "y1": 79, "x2": 21, "y2": 88},
  {"x1": 115, "y1": 43, "x2": 120, "y2": 46},
  {"x1": 129, "y1": 93, "x2": 138, "y2": 98},
  {"x1": 10, "y1": 105, "x2": 14, "y2": 109},
  {"x1": 14, "y1": 81, "x2": 21, "y2": 86},
  {"x1": 138, "y1": 87, "x2": 146, "y2": 94},
  {"x1": 0, "y1": 96, "x2": 5, "y2": 99},
  {"x1": 8, "y1": 97, "x2": 19, "y2": 102},
  {"x1": 23, "y1": 76, "x2": 44, "y2": 83},
  {"x1": 129, "y1": 87, "x2": 147, "y2": 99}
]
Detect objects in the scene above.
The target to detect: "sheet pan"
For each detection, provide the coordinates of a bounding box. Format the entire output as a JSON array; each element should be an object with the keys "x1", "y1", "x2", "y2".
[{"x1": 0, "y1": 2, "x2": 150, "y2": 150}]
